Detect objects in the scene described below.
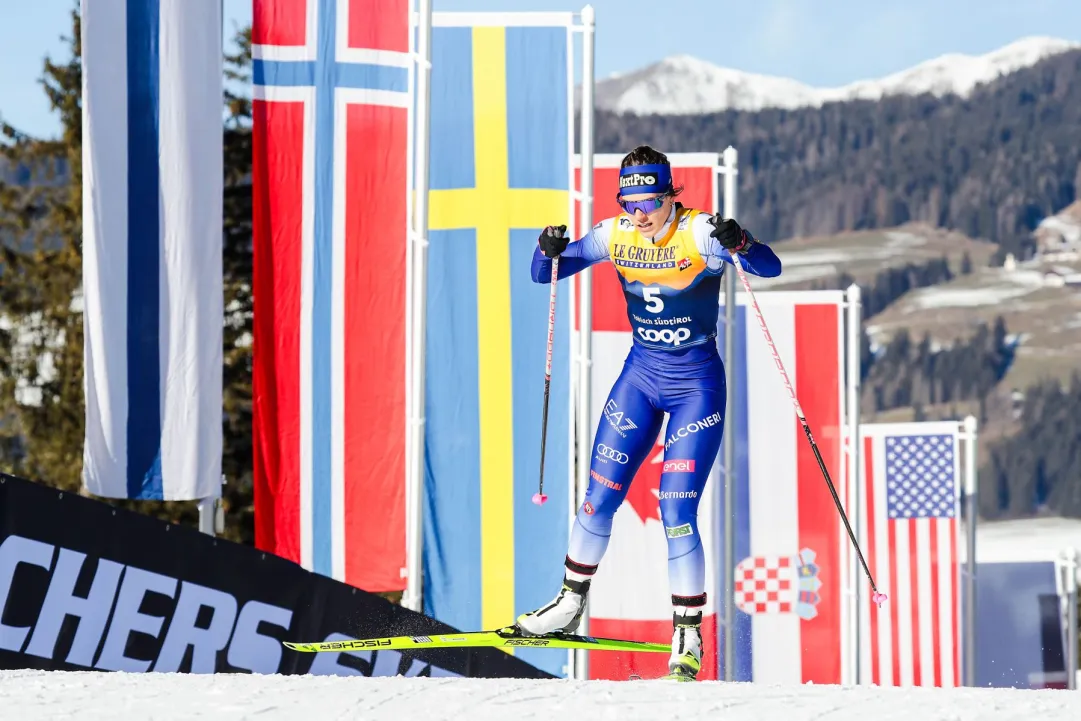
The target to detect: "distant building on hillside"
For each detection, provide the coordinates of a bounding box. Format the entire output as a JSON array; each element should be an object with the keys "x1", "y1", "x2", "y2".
[
  {"x1": 1042, "y1": 266, "x2": 1081, "y2": 287},
  {"x1": 1034, "y1": 200, "x2": 1081, "y2": 259}
]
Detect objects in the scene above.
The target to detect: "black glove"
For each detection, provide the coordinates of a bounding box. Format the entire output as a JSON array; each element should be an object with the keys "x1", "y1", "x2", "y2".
[
  {"x1": 538, "y1": 225, "x2": 569, "y2": 258},
  {"x1": 708, "y1": 215, "x2": 749, "y2": 253}
]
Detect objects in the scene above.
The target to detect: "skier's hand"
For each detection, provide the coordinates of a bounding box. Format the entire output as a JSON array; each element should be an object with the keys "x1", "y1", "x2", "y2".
[
  {"x1": 538, "y1": 225, "x2": 569, "y2": 258},
  {"x1": 708, "y1": 215, "x2": 749, "y2": 253}
]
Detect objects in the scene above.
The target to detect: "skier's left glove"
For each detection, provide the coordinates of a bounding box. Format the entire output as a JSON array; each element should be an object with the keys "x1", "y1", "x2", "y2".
[{"x1": 708, "y1": 215, "x2": 750, "y2": 254}]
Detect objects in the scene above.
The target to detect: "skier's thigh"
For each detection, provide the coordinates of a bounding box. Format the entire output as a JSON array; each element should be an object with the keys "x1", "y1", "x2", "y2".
[
  {"x1": 583, "y1": 375, "x2": 662, "y2": 518},
  {"x1": 657, "y1": 389, "x2": 725, "y2": 534}
]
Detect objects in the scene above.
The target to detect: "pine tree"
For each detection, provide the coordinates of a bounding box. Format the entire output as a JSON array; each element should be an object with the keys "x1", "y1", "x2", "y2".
[
  {"x1": 221, "y1": 26, "x2": 255, "y2": 544},
  {"x1": 0, "y1": 7, "x2": 84, "y2": 489},
  {"x1": 0, "y1": 10, "x2": 256, "y2": 543}
]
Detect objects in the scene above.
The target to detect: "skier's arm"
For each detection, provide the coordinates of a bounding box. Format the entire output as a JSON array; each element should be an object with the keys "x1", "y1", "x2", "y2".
[
  {"x1": 530, "y1": 219, "x2": 612, "y2": 283},
  {"x1": 693, "y1": 214, "x2": 782, "y2": 278}
]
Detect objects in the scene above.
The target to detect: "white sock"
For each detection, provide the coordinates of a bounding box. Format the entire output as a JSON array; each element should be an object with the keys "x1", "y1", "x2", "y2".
[
  {"x1": 673, "y1": 606, "x2": 702, "y2": 623},
  {"x1": 565, "y1": 568, "x2": 592, "y2": 585}
]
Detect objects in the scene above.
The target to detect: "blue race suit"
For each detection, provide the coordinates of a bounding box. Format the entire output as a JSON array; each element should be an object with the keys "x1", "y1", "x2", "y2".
[{"x1": 530, "y1": 203, "x2": 781, "y2": 609}]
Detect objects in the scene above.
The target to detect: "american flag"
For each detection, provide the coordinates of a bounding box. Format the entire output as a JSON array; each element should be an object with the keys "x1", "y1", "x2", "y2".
[{"x1": 859, "y1": 423, "x2": 962, "y2": 688}]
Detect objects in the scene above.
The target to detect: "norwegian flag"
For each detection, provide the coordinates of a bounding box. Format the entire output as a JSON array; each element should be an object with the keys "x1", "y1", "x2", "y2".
[
  {"x1": 251, "y1": 0, "x2": 411, "y2": 592},
  {"x1": 858, "y1": 423, "x2": 962, "y2": 687}
]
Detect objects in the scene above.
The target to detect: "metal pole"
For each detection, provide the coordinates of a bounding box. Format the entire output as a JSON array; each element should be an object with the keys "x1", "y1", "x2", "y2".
[
  {"x1": 846, "y1": 283, "x2": 862, "y2": 684},
  {"x1": 198, "y1": 494, "x2": 217, "y2": 536},
  {"x1": 963, "y1": 414, "x2": 978, "y2": 686},
  {"x1": 573, "y1": 4, "x2": 596, "y2": 682},
  {"x1": 1067, "y1": 548, "x2": 1078, "y2": 691},
  {"x1": 403, "y1": 0, "x2": 433, "y2": 614},
  {"x1": 721, "y1": 145, "x2": 738, "y2": 682}
]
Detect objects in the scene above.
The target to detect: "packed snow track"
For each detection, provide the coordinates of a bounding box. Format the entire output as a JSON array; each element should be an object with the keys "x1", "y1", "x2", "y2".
[{"x1": 5, "y1": 670, "x2": 1081, "y2": 720}]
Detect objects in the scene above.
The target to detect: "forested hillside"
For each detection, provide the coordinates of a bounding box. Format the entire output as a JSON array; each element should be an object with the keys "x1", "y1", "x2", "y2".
[
  {"x1": 3, "y1": 13, "x2": 1078, "y2": 533},
  {"x1": 593, "y1": 48, "x2": 1081, "y2": 261},
  {"x1": 589, "y1": 49, "x2": 1081, "y2": 520}
]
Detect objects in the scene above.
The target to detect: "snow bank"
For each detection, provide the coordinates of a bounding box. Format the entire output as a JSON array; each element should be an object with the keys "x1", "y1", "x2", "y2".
[{"x1": 4, "y1": 669, "x2": 1081, "y2": 720}]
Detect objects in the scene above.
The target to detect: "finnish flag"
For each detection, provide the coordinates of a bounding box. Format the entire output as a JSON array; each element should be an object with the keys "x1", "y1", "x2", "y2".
[{"x1": 81, "y1": 0, "x2": 223, "y2": 500}]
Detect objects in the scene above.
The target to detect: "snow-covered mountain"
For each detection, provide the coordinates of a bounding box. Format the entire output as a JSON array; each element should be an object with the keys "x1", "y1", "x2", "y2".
[{"x1": 594, "y1": 36, "x2": 1081, "y2": 115}]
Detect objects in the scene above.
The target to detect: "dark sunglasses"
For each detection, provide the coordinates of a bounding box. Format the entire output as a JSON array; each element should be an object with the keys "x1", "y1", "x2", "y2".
[{"x1": 616, "y1": 194, "x2": 667, "y2": 215}]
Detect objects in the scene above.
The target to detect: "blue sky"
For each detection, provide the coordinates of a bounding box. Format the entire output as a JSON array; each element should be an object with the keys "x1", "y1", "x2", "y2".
[{"x1": 2, "y1": 0, "x2": 1080, "y2": 138}]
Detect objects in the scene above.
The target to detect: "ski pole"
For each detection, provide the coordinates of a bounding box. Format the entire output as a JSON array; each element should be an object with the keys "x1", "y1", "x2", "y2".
[
  {"x1": 533, "y1": 255, "x2": 560, "y2": 506},
  {"x1": 729, "y1": 251, "x2": 887, "y2": 607}
]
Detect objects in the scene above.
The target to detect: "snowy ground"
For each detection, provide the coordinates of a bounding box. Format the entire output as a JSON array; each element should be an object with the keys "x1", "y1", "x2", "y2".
[
  {"x1": 967, "y1": 516, "x2": 1081, "y2": 563},
  {"x1": 5, "y1": 670, "x2": 1081, "y2": 720}
]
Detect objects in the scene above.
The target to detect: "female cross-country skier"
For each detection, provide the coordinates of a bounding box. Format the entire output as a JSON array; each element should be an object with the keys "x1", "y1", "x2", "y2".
[{"x1": 515, "y1": 145, "x2": 782, "y2": 680}]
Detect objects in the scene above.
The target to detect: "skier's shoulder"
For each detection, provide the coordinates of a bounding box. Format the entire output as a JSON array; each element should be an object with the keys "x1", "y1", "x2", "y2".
[
  {"x1": 592, "y1": 215, "x2": 618, "y2": 232},
  {"x1": 672, "y1": 205, "x2": 718, "y2": 256},
  {"x1": 676, "y1": 205, "x2": 711, "y2": 228},
  {"x1": 596, "y1": 214, "x2": 635, "y2": 236}
]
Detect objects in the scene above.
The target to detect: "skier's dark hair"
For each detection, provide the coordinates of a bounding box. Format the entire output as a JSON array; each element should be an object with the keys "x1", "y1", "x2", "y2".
[{"x1": 620, "y1": 144, "x2": 683, "y2": 197}]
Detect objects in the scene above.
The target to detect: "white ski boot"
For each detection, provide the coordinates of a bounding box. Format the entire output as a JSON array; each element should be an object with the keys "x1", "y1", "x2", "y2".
[
  {"x1": 515, "y1": 576, "x2": 590, "y2": 636},
  {"x1": 666, "y1": 609, "x2": 703, "y2": 681}
]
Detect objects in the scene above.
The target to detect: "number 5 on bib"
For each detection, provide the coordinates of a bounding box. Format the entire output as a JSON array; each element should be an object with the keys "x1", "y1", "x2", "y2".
[{"x1": 643, "y1": 287, "x2": 664, "y2": 313}]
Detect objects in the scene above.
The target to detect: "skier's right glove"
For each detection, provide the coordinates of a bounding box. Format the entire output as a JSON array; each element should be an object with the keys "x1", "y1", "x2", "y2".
[
  {"x1": 538, "y1": 225, "x2": 569, "y2": 258},
  {"x1": 708, "y1": 215, "x2": 750, "y2": 253}
]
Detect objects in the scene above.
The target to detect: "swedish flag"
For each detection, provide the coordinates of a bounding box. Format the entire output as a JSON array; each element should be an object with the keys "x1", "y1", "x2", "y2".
[{"x1": 422, "y1": 17, "x2": 574, "y2": 677}]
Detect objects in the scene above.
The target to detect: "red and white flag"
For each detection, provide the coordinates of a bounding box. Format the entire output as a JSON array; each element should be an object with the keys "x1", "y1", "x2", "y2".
[
  {"x1": 858, "y1": 422, "x2": 962, "y2": 687},
  {"x1": 251, "y1": 0, "x2": 410, "y2": 592},
  {"x1": 720, "y1": 291, "x2": 849, "y2": 685}
]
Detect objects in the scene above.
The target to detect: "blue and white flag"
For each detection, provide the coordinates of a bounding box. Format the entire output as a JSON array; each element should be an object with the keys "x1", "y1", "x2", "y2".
[{"x1": 81, "y1": 0, "x2": 223, "y2": 500}]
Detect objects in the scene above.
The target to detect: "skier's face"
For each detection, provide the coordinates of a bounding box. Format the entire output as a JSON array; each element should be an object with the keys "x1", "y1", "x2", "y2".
[{"x1": 621, "y1": 192, "x2": 672, "y2": 238}]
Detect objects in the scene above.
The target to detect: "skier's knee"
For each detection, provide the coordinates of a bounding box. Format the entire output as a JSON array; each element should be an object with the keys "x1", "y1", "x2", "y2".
[
  {"x1": 666, "y1": 534, "x2": 702, "y2": 561},
  {"x1": 574, "y1": 504, "x2": 613, "y2": 538},
  {"x1": 659, "y1": 489, "x2": 702, "y2": 555},
  {"x1": 662, "y1": 514, "x2": 700, "y2": 556}
]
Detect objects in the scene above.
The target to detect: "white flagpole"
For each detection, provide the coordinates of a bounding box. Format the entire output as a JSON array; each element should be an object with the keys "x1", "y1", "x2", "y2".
[
  {"x1": 572, "y1": 3, "x2": 596, "y2": 682},
  {"x1": 721, "y1": 145, "x2": 738, "y2": 682},
  {"x1": 404, "y1": 0, "x2": 433, "y2": 613}
]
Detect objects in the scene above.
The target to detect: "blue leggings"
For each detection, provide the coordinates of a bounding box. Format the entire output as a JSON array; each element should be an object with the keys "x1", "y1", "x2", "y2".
[{"x1": 566, "y1": 347, "x2": 726, "y2": 606}]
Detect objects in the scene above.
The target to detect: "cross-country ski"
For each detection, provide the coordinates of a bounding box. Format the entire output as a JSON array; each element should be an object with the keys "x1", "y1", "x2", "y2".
[{"x1": 283, "y1": 626, "x2": 671, "y2": 655}]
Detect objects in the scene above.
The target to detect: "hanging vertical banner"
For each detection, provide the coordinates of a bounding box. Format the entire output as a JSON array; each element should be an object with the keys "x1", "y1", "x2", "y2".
[
  {"x1": 571, "y1": 154, "x2": 722, "y2": 681},
  {"x1": 81, "y1": 0, "x2": 223, "y2": 501},
  {"x1": 858, "y1": 421, "x2": 962, "y2": 687},
  {"x1": 717, "y1": 290, "x2": 848, "y2": 684},
  {"x1": 251, "y1": 0, "x2": 411, "y2": 592},
  {"x1": 422, "y1": 11, "x2": 576, "y2": 678}
]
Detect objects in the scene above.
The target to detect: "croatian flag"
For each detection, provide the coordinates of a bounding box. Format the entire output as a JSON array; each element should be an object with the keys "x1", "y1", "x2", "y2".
[
  {"x1": 250, "y1": 0, "x2": 411, "y2": 591},
  {"x1": 718, "y1": 290, "x2": 848, "y2": 685},
  {"x1": 858, "y1": 423, "x2": 962, "y2": 687},
  {"x1": 81, "y1": 0, "x2": 223, "y2": 501}
]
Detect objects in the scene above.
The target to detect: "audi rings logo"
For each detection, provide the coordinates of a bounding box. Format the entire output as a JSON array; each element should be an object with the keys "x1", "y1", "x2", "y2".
[
  {"x1": 637, "y1": 326, "x2": 691, "y2": 346},
  {"x1": 596, "y1": 444, "x2": 629, "y2": 464}
]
